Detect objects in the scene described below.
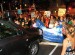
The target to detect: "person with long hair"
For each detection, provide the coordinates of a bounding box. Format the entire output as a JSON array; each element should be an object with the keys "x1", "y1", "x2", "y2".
[{"x1": 61, "y1": 24, "x2": 75, "y2": 55}]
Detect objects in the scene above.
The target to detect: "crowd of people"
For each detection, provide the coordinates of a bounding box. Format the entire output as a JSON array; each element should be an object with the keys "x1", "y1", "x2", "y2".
[
  {"x1": 0, "y1": 11, "x2": 75, "y2": 55},
  {"x1": 13, "y1": 13, "x2": 75, "y2": 29},
  {"x1": 13, "y1": 13, "x2": 75, "y2": 55}
]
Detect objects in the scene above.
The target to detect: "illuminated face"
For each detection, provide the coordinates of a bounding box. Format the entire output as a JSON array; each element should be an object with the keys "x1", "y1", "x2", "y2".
[
  {"x1": 20, "y1": 15, "x2": 23, "y2": 18},
  {"x1": 24, "y1": 17, "x2": 26, "y2": 20},
  {"x1": 60, "y1": 16, "x2": 64, "y2": 20},
  {"x1": 50, "y1": 16, "x2": 53, "y2": 19},
  {"x1": 69, "y1": 27, "x2": 74, "y2": 33}
]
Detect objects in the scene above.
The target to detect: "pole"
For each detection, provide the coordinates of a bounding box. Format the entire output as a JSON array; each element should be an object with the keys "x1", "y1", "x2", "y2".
[{"x1": 1, "y1": 3, "x2": 4, "y2": 18}]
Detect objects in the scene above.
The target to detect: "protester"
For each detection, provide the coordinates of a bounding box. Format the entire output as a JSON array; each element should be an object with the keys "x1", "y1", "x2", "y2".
[
  {"x1": 18, "y1": 14, "x2": 24, "y2": 26},
  {"x1": 23, "y1": 16, "x2": 28, "y2": 28},
  {"x1": 58, "y1": 16, "x2": 65, "y2": 26},
  {"x1": 68, "y1": 16, "x2": 73, "y2": 26},
  {"x1": 28, "y1": 18, "x2": 32, "y2": 28},
  {"x1": 54, "y1": 20, "x2": 59, "y2": 27},
  {"x1": 49, "y1": 15, "x2": 55, "y2": 28},
  {"x1": 61, "y1": 24, "x2": 75, "y2": 55},
  {"x1": 72, "y1": 16, "x2": 75, "y2": 27},
  {"x1": 44, "y1": 15, "x2": 49, "y2": 28}
]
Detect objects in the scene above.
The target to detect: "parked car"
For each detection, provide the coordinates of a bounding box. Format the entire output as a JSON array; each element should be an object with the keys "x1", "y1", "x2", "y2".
[{"x1": 0, "y1": 20, "x2": 43, "y2": 55}]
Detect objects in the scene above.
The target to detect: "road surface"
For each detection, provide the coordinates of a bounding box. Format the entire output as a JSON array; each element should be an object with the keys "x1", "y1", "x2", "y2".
[{"x1": 37, "y1": 41, "x2": 62, "y2": 55}]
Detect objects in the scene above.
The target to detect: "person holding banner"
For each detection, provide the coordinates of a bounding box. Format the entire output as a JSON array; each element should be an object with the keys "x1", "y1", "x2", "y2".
[
  {"x1": 61, "y1": 24, "x2": 75, "y2": 55},
  {"x1": 49, "y1": 15, "x2": 55, "y2": 28},
  {"x1": 44, "y1": 15, "x2": 49, "y2": 28}
]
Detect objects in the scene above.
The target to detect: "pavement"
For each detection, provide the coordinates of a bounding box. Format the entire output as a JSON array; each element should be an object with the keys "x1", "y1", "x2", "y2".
[{"x1": 37, "y1": 41, "x2": 63, "y2": 55}]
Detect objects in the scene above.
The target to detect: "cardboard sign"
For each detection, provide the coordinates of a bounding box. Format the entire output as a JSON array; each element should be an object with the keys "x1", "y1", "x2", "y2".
[
  {"x1": 58, "y1": 8, "x2": 66, "y2": 16},
  {"x1": 44, "y1": 11, "x2": 51, "y2": 17}
]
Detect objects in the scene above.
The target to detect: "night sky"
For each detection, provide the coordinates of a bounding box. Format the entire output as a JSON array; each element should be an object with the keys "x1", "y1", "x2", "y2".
[
  {"x1": 0, "y1": 0, "x2": 75, "y2": 10},
  {"x1": 0, "y1": 0, "x2": 50, "y2": 10}
]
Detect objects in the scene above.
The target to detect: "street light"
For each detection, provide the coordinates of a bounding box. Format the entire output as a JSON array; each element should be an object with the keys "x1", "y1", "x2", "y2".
[{"x1": 68, "y1": 7, "x2": 72, "y2": 10}]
